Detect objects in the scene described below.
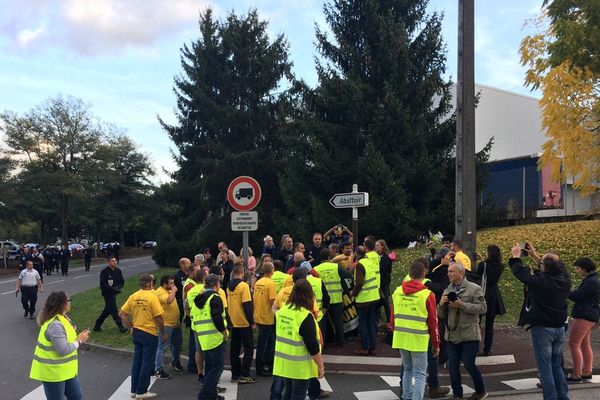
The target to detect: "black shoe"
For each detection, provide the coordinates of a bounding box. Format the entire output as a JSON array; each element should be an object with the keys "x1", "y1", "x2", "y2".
[
  {"x1": 93, "y1": 326, "x2": 102, "y2": 332},
  {"x1": 566, "y1": 374, "x2": 583, "y2": 383},
  {"x1": 24, "y1": 311, "x2": 29, "y2": 318},
  {"x1": 536, "y1": 382, "x2": 542, "y2": 388},
  {"x1": 198, "y1": 373, "x2": 204, "y2": 383},
  {"x1": 582, "y1": 374, "x2": 593, "y2": 381},
  {"x1": 256, "y1": 369, "x2": 272, "y2": 377},
  {"x1": 171, "y1": 361, "x2": 184, "y2": 371},
  {"x1": 217, "y1": 386, "x2": 226, "y2": 393},
  {"x1": 238, "y1": 376, "x2": 257, "y2": 384},
  {"x1": 216, "y1": 396, "x2": 225, "y2": 400},
  {"x1": 29, "y1": 314, "x2": 35, "y2": 319},
  {"x1": 119, "y1": 326, "x2": 128, "y2": 333},
  {"x1": 230, "y1": 375, "x2": 240, "y2": 382},
  {"x1": 154, "y1": 370, "x2": 171, "y2": 380}
]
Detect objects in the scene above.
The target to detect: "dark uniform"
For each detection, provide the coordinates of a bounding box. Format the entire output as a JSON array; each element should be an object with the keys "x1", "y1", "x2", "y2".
[
  {"x1": 113, "y1": 243, "x2": 120, "y2": 263},
  {"x1": 84, "y1": 247, "x2": 93, "y2": 271},
  {"x1": 59, "y1": 248, "x2": 71, "y2": 276},
  {"x1": 19, "y1": 250, "x2": 32, "y2": 270},
  {"x1": 52, "y1": 247, "x2": 60, "y2": 273},
  {"x1": 173, "y1": 268, "x2": 188, "y2": 323},
  {"x1": 93, "y1": 265, "x2": 127, "y2": 332},
  {"x1": 42, "y1": 247, "x2": 54, "y2": 275}
]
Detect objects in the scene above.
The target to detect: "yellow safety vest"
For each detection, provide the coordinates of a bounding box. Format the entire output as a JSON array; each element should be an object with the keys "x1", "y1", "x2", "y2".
[
  {"x1": 30, "y1": 314, "x2": 78, "y2": 382},
  {"x1": 314, "y1": 262, "x2": 343, "y2": 304},
  {"x1": 271, "y1": 271, "x2": 288, "y2": 293},
  {"x1": 186, "y1": 283, "x2": 205, "y2": 325},
  {"x1": 194, "y1": 291, "x2": 227, "y2": 351},
  {"x1": 403, "y1": 274, "x2": 431, "y2": 285},
  {"x1": 273, "y1": 304, "x2": 319, "y2": 380},
  {"x1": 391, "y1": 286, "x2": 431, "y2": 351},
  {"x1": 306, "y1": 275, "x2": 324, "y2": 322},
  {"x1": 355, "y1": 251, "x2": 380, "y2": 303}
]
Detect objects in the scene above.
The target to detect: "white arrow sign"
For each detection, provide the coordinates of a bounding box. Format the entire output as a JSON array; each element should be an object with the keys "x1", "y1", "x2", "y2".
[{"x1": 329, "y1": 192, "x2": 369, "y2": 208}]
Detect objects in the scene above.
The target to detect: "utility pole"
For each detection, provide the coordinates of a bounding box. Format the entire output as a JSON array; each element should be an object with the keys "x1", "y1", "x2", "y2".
[{"x1": 456, "y1": 0, "x2": 477, "y2": 262}]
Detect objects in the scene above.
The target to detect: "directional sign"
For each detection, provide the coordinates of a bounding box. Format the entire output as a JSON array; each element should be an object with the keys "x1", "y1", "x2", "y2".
[
  {"x1": 329, "y1": 192, "x2": 369, "y2": 208},
  {"x1": 227, "y1": 176, "x2": 262, "y2": 211},
  {"x1": 231, "y1": 211, "x2": 258, "y2": 231}
]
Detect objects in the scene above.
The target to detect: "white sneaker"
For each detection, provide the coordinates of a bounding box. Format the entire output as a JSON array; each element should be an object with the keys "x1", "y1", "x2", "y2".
[
  {"x1": 130, "y1": 393, "x2": 136, "y2": 398},
  {"x1": 136, "y1": 392, "x2": 157, "y2": 399}
]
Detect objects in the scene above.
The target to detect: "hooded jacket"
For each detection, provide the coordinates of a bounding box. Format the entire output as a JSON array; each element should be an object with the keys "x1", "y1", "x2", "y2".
[
  {"x1": 228, "y1": 278, "x2": 254, "y2": 326},
  {"x1": 194, "y1": 289, "x2": 226, "y2": 332}
]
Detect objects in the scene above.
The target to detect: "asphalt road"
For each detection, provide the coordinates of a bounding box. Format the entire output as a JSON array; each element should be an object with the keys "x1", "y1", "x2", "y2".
[{"x1": 0, "y1": 256, "x2": 159, "y2": 400}]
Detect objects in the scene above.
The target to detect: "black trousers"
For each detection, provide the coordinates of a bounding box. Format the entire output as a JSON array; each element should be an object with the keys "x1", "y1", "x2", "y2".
[
  {"x1": 95, "y1": 294, "x2": 123, "y2": 329},
  {"x1": 61, "y1": 261, "x2": 69, "y2": 275},
  {"x1": 21, "y1": 286, "x2": 38, "y2": 315},
  {"x1": 255, "y1": 324, "x2": 275, "y2": 372},
  {"x1": 44, "y1": 262, "x2": 53, "y2": 275},
  {"x1": 320, "y1": 302, "x2": 346, "y2": 345},
  {"x1": 230, "y1": 327, "x2": 253, "y2": 377},
  {"x1": 84, "y1": 257, "x2": 92, "y2": 271}
]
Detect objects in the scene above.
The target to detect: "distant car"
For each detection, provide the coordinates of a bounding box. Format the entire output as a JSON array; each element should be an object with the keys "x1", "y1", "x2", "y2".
[
  {"x1": 24, "y1": 243, "x2": 40, "y2": 249},
  {"x1": 68, "y1": 243, "x2": 84, "y2": 255},
  {"x1": 142, "y1": 241, "x2": 157, "y2": 249},
  {"x1": 1, "y1": 240, "x2": 21, "y2": 260}
]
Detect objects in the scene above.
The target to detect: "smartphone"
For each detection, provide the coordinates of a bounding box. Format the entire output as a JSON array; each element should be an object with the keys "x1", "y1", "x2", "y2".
[{"x1": 519, "y1": 243, "x2": 529, "y2": 258}]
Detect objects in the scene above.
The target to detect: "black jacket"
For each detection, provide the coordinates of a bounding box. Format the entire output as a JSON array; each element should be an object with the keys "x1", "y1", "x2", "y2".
[
  {"x1": 194, "y1": 290, "x2": 226, "y2": 332},
  {"x1": 569, "y1": 272, "x2": 600, "y2": 322},
  {"x1": 99, "y1": 266, "x2": 124, "y2": 296},
  {"x1": 228, "y1": 278, "x2": 254, "y2": 326},
  {"x1": 425, "y1": 263, "x2": 449, "y2": 304},
  {"x1": 379, "y1": 253, "x2": 392, "y2": 292},
  {"x1": 510, "y1": 258, "x2": 571, "y2": 328},
  {"x1": 476, "y1": 261, "x2": 506, "y2": 316},
  {"x1": 173, "y1": 269, "x2": 188, "y2": 317}
]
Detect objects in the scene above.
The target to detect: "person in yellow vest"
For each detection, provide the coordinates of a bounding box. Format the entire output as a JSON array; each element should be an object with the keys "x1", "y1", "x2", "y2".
[
  {"x1": 273, "y1": 268, "x2": 309, "y2": 313},
  {"x1": 449, "y1": 239, "x2": 472, "y2": 271},
  {"x1": 391, "y1": 262, "x2": 441, "y2": 400},
  {"x1": 271, "y1": 260, "x2": 289, "y2": 293},
  {"x1": 209, "y1": 264, "x2": 229, "y2": 317},
  {"x1": 272, "y1": 279, "x2": 325, "y2": 400},
  {"x1": 350, "y1": 239, "x2": 381, "y2": 355},
  {"x1": 253, "y1": 261, "x2": 278, "y2": 376},
  {"x1": 193, "y1": 274, "x2": 228, "y2": 400},
  {"x1": 186, "y1": 269, "x2": 207, "y2": 382},
  {"x1": 183, "y1": 262, "x2": 203, "y2": 375},
  {"x1": 227, "y1": 262, "x2": 257, "y2": 384},
  {"x1": 153, "y1": 275, "x2": 181, "y2": 380},
  {"x1": 314, "y1": 248, "x2": 346, "y2": 346},
  {"x1": 119, "y1": 274, "x2": 168, "y2": 399},
  {"x1": 30, "y1": 291, "x2": 89, "y2": 400}
]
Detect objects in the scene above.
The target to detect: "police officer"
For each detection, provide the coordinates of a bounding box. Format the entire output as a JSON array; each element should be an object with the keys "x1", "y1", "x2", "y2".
[
  {"x1": 59, "y1": 245, "x2": 71, "y2": 276},
  {"x1": 19, "y1": 246, "x2": 31, "y2": 270},
  {"x1": 43, "y1": 245, "x2": 54, "y2": 275},
  {"x1": 30, "y1": 247, "x2": 45, "y2": 282},
  {"x1": 52, "y1": 246, "x2": 60, "y2": 273},
  {"x1": 93, "y1": 256, "x2": 127, "y2": 332},
  {"x1": 84, "y1": 246, "x2": 93, "y2": 271},
  {"x1": 16, "y1": 260, "x2": 44, "y2": 319}
]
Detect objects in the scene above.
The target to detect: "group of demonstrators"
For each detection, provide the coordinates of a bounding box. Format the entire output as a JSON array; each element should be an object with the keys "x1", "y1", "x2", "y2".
[{"x1": 24, "y1": 229, "x2": 600, "y2": 400}]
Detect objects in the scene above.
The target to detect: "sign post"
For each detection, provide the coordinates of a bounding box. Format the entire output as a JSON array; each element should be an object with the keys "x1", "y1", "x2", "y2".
[
  {"x1": 329, "y1": 185, "x2": 369, "y2": 250},
  {"x1": 227, "y1": 176, "x2": 262, "y2": 267}
]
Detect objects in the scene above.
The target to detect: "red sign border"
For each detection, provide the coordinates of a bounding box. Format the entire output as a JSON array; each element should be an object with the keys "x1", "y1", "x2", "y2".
[{"x1": 227, "y1": 176, "x2": 262, "y2": 211}]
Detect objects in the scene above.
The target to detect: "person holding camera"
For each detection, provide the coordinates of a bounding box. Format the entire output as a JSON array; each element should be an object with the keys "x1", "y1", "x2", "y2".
[
  {"x1": 438, "y1": 263, "x2": 488, "y2": 400},
  {"x1": 510, "y1": 244, "x2": 571, "y2": 400}
]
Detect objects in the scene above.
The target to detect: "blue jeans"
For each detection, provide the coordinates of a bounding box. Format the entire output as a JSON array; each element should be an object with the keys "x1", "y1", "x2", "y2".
[
  {"x1": 400, "y1": 350, "x2": 427, "y2": 400},
  {"x1": 447, "y1": 340, "x2": 485, "y2": 397},
  {"x1": 357, "y1": 303, "x2": 376, "y2": 350},
  {"x1": 399, "y1": 343, "x2": 440, "y2": 389},
  {"x1": 197, "y1": 342, "x2": 226, "y2": 400},
  {"x1": 256, "y1": 324, "x2": 275, "y2": 372},
  {"x1": 42, "y1": 377, "x2": 83, "y2": 400},
  {"x1": 188, "y1": 325, "x2": 197, "y2": 373},
  {"x1": 531, "y1": 326, "x2": 569, "y2": 400},
  {"x1": 270, "y1": 376, "x2": 286, "y2": 400},
  {"x1": 155, "y1": 326, "x2": 182, "y2": 371},
  {"x1": 131, "y1": 328, "x2": 158, "y2": 395},
  {"x1": 283, "y1": 378, "x2": 310, "y2": 400}
]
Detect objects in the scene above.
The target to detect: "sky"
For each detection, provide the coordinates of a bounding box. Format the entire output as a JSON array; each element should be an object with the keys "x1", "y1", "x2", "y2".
[{"x1": 0, "y1": 0, "x2": 544, "y2": 183}]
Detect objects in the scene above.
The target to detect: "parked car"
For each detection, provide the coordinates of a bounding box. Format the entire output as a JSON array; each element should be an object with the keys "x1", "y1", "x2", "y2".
[
  {"x1": 142, "y1": 241, "x2": 157, "y2": 249},
  {"x1": 24, "y1": 243, "x2": 40, "y2": 249},
  {"x1": 68, "y1": 243, "x2": 85, "y2": 255},
  {"x1": 1, "y1": 240, "x2": 21, "y2": 260}
]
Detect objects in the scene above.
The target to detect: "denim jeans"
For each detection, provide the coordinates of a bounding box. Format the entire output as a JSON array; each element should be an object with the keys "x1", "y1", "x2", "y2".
[
  {"x1": 400, "y1": 350, "x2": 428, "y2": 400},
  {"x1": 256, "y1": 324, "x2": 275, "y2": 372},
  {"x1": 131, "y1": 328, "x2": 158, "y2": 395},
  {"x1": 197, "y1": 342, "x2": 226, "y2": 400},
  {"x1": 42, "y1": 377, "x2": 83, "y2": 400},
  {"x1": 357, "y1": 303, "x2": 376, "y2": 350},
  {"x1": 188, "y1": 325, "x2": 197, "y2": 373},
  {"x1": 283, "y1": 378, "x2": 310, "y2": 400},
  {"x1": 155, "y1": 326, "x2": 182, "y2": 371},
  {"x1": 399, "y1": 343, "x2": 440, "y2": 389},
  {"x1": 270, "y1": 376, "x2": 286, "y2": 400},
  {"x1": 446, "y1": 340, "x2": 485, "y2": 397},
  {"x1": 531, "y1": 326, "x2": 569, "y2": 400}
]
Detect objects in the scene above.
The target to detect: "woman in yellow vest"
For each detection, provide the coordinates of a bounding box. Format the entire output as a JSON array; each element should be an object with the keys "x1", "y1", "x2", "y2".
[
  {"x1": 30, "y1": 291, "x2": 90, "y2": 400},
  {"x1": 272, "y1": 279, "x2": 324, "y2": 400}
]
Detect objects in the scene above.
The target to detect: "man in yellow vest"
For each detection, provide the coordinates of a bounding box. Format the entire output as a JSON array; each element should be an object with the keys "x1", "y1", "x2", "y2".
[
  {"x1": 183, "y1": 261, "x2": 203, "y2": 374},
  {"x1": 314, "y1": 248, "x2": 346, "y2": 346},
  {"x1": 186, "y1": 269, "x2": 206, "y2": 382},
  {"x1": 350, "y1": 239, "x2": 381, "y2": 355},
  {"x1": 193, "y1": 274, "x2": 228, "y2": 400},
  {"x1": 392, "y1": 262, "x2": 442, "y2": 400},
  {"x1": 271, "y1": 260, "x2": 288, "y2": 293}
]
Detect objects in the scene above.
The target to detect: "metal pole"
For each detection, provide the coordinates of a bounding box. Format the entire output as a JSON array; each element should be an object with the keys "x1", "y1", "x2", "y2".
[
  {"x1": 352, "y1": 184, "x2": 359, "y2": 251},
  {"x1": 456, "y1": 0, "x2": 477, "y2": 261},
  {"x1": 242, "y1": 231, "x2": 249, "y2": 267}
]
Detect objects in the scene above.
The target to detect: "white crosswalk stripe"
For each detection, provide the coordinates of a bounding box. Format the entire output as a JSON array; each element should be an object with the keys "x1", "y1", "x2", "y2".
[
  {"x1": 501, "y1": 377, "x2": 539, "y2": 390},
  {"x1": 19, "y1": 385, "x2": 45, "y2": 400},
  {"x1": 219, "y1": 370, "x2": 239, "y2": 400},
  {"x1": 108, "y1": 375, "x2": 156, "y2": 399},
  {"x1": 354, "y1": 389, "x2": 399, "y2": 399}
]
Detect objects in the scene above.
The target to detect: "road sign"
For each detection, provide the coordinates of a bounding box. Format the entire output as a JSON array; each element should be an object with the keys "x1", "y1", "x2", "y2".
[
  {"x1": 231, "y1": 211, "x2": 258, "y2": 231},
  {"x1": 227, "y1": 176, "x2": 262, "y2": 211},
  {"x1": 329, "y1": 192, "x2": 369, "y2": 208}
]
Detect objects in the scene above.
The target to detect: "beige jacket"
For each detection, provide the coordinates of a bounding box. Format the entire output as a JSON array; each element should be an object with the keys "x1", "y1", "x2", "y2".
[{"x1": 438, "y1": 279, "x2": 487, "y2": 343}]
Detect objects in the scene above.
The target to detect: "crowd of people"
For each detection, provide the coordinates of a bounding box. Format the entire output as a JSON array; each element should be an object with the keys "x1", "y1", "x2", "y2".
[{"x1": 24, "y1": 229, "x2": 600, "y2": 400}]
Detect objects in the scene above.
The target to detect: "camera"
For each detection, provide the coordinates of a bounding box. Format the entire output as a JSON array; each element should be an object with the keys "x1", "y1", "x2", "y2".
[{"x1": 447, "y1": 291, "x2": 459, "y2": 302}]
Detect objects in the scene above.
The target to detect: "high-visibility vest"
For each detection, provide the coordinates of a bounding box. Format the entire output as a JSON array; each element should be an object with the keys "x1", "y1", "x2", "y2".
[
  {"x1": 403, "y1": 274, "x2": 431, "y2": 285},
  {"x1": 391, "y1": 286, "x2": 431, "y2": 351},
  {"x1": 273, "y1": 304, "x2": 319, "y2": 380},
  {"x1": 30, "y1": 314, "x2": 78, "y2": 382},
  {"x1": 314, "y1": 262, "x2": 343, "y2": 304},
  {"x1": 355, "y1": 251, "x2": 380, "y2": 303},
  {"x1": 271, "y1": 271, "x2": 288, "y2": 293},
  {"x1": 193, "y1": 291, "x2": 227, "y2": 351},
  {"x1": 306, "y1": 275, "x2": 324, "y2": 322},
  {"x1": 186, "y1": 283, "x2": 205, "y2": 325}
]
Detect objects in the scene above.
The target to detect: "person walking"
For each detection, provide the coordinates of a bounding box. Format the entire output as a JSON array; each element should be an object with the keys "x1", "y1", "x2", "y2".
[
  {"x1": 16, "y1": 260, "x2": 44, "y2": 319},
  {"x1": 119, "y1": 274, "x2": 168, "y2": 399},
  {"x1": 272, "y1": 279, "x2": 325, "y2": 400},
  {"x1": 253, "y1": 261, "x2": 277, "y2": 376},
  {"x1": 391, "y1": 262, "x2": 440, "y2": 400},
  {"x1": 566, "y1": 257, "x2": 600, "y2": 383},
  {"x1": 153, "y1": 275, "x2": 181, "y2": 380},
  {"x1": 84, "y1": 246, "x2": 93, "y2": 271},
  {"x1": 93, "y1": 256, "x2": 127, "y2": 333},
  {"x1": 29, "y1": 291, "x2": 90, "y2": 400},
  {"x1": 59, "y1": 245, "x2": 71, "y2": 276},
  {"x1": 475, "y1": 245, "x2": 505, "y2": 356},
  {"x1": 439, "y1": 263, "x2": 488, "y2": 400},
  {"x1": 194, "y1": 274, "x2": 228, "y2": 400}
]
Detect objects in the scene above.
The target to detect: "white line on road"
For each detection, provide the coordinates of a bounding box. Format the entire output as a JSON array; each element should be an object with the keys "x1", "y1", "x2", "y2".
[
  {"x1": 319, "y1": 376, "x2": 333, "y2": 392},
  {"x1": 43, "y1": 280, "x2": 65, "y2": 286},
  {"x1": 74, "y1": 274, "x2": 96, "y2": 279},
  {"x1": 1, "y1": 290, "x2": 17, "y2": 295},
  {"x1": 107, "y1": 375, "x2": 156, "y2": 400},
  {"x1": 19, "y1": 384, "x2": 45, "y2": 400}
]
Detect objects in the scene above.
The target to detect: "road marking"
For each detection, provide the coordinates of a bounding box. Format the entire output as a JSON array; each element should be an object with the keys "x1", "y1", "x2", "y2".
[
  {"x1": 475, "y1": 354, "x2": 515, "y2": 366},
  {"x1": 0, "y1": 277, "x2": 17, "y2": 285},
  {"x1": 74, "y1": 274, "x2": 95, "y2": 279},
  {"x1": 107, "y1": 375, "x2": 156, "y2": 400},
  {"x1": 380, "y1": 375, "x2": 400, "y2": 387},
  {"x1": 354, "y1": 389, "x2": 399, "y2": 399},
  {"x1": 323, "y1": 354, "x2": 401, "y2": 366},
  {"x1": 501, "y1": 377, "x2": 540, "y2": 390},
  {"x1": 19, "y1": 385, "x2": 45, "y2": 399},
  {"x1": 219, "y1": 370, "x2": 238, "y2": 400},
  {"x1": 1, "y1": 290, "x2": 17, "y2": 295},
  {"x1": 44, "y1": 280, "x2": 65, "y2": 286},
  {"x1": 319, "y1": 376, "x2": 333, "y2": 392}
]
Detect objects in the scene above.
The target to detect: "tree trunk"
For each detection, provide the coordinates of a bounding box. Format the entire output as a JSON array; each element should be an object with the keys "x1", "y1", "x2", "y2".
[{"x1": 61, "y1": 195, "x2": 69, "y2": 245}]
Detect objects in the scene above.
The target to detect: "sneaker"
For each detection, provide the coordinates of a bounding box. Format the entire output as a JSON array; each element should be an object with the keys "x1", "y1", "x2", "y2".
[
  {"x1": 24, "y1": 311, "x2": 29, "y2": 318},
  {"x1": 216, "y1": 396, "x2": 225, "y2": 400},
  {"x1": 93, "y1": 326, "x2": 102, "y2": 332},
  {"x1": 135, "y1": 392, "x2": 157, "y2": 399},
  {"x1": 582, "y1": 374, "x2": 593, "y2": 381},
  {"x1": 536, "y1": 382, "x2": 542, "y2": 388},
  {"x1": 566, "y1": 374, "x2": 583, "y2": 383},
  {"x1": 429, "y1": 386, "x2": 451, "y2": 398},
  {"x1": 256, "y1": 369, "x2": 272, "y2": 377},
  {"x1": 230, "y1": 375, "x2": 240, "y2": 382},
  {"x1": 154, "y1": 370, "x2": 171, "y2": 380},
  {"x1": 198, "y1": 373, "x2": 204, "y2": 383},
  {"x1": 217, "y1": 386, "x2": 227, "y2": 393},
  {"x1": 171, "y1": 361, "x2": 184, "y2": 371},
  {"x1": 130, "y1": 393, "x2": 136, "y2": 398},
  {"x1": 468, "y1": 393, "x2": 488, "y2": 400},
  {"x1": 238, "y1": 376, "x2": 257, "y2": 384}
]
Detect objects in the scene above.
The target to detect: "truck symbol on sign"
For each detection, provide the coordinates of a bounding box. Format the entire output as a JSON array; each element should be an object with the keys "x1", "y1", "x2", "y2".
[{"x1": 235, "y1": 187, "x2": 254, "y2": 200}]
